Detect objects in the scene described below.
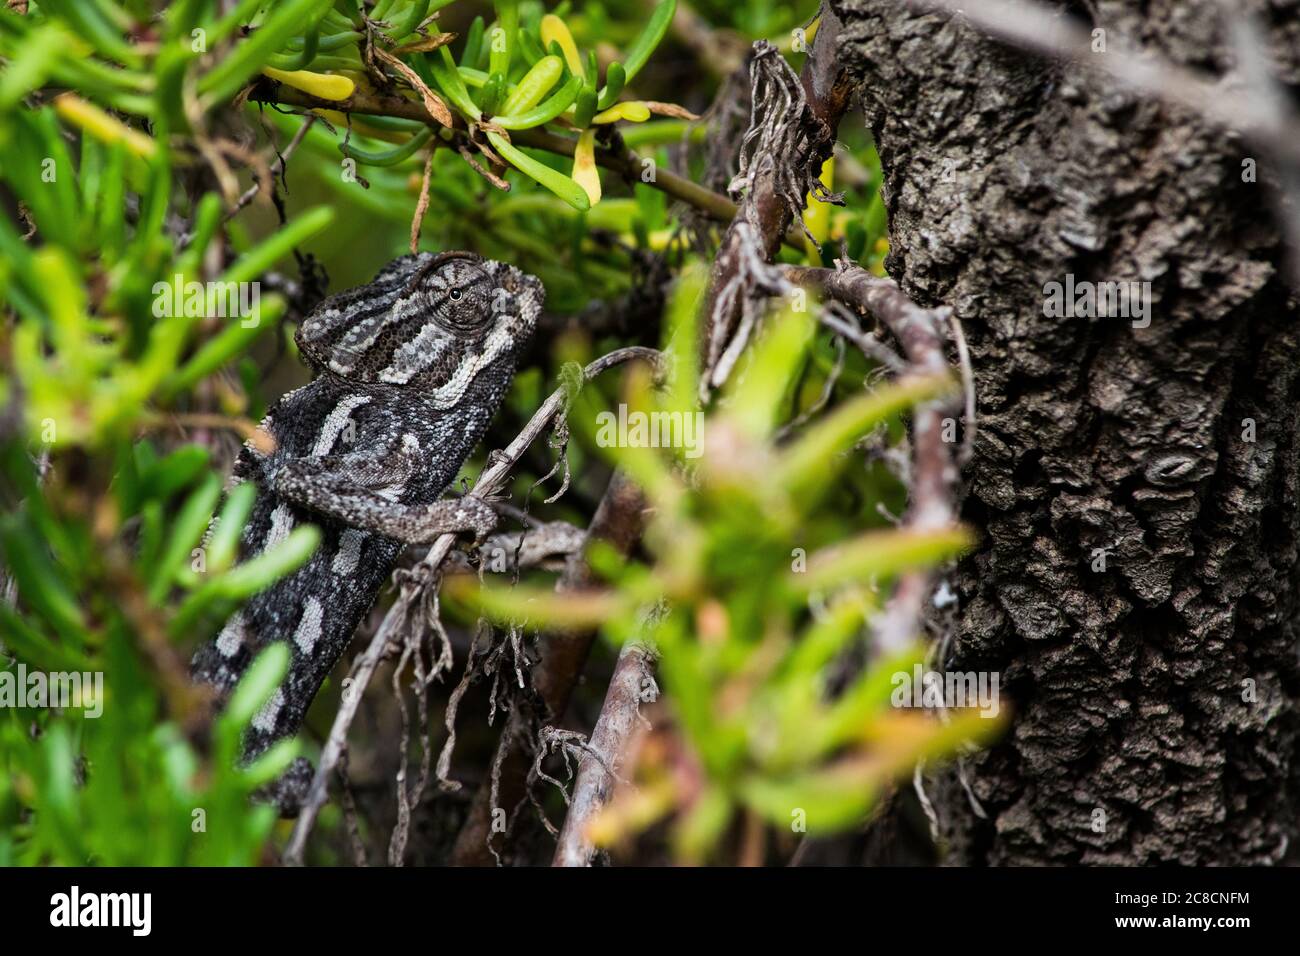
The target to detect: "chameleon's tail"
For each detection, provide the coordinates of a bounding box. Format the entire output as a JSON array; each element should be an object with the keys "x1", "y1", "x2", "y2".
[{"x1": 191, "y1": 630, "x2": 314, "y2": 817}]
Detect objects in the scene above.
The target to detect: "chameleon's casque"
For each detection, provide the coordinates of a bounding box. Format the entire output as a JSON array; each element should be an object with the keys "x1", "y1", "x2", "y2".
[{"x1": 190, "y1": 252, "x2": 542, "y2": 809}]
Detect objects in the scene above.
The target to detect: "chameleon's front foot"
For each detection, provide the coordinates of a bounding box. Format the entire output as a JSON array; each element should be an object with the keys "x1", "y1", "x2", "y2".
[
  {"x1": 402, "y1": 495, "x2": 500, "y2": 546},
  {"x1": 452, "y1": 495, "x2": 500, "y2": 547}
]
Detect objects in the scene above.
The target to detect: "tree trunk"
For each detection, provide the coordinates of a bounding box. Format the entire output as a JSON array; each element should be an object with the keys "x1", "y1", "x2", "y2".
[{"x1": 832, "y1": 0, "x2": 1300, "y2": 864}]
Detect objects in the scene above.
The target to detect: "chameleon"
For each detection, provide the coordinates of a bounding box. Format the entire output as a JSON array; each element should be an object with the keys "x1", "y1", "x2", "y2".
[{"x1": 190, "y1": 250, "x2": 543, "y2": 811}]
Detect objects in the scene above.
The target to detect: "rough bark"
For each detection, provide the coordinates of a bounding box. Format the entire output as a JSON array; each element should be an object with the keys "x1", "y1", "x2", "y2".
[{"x1": 833, "y1": 0, "x2": 1300, "y2": 864}]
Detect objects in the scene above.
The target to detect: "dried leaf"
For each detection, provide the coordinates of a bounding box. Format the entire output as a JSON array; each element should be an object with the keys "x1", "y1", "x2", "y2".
[
  {"x1": 642, "y1": 101, "x2": 701, "y2": 121},
  {"x1": 373, "y1": 47, "x2": 453, "y2": 127},
  {"x1": 390, "y1": 31, "x2": 457, "y2": 56}
]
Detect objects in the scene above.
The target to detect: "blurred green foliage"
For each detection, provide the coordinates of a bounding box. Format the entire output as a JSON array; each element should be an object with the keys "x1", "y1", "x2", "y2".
[{"x1": 469, "y1": 270, "x2": 996, "y2": 860}]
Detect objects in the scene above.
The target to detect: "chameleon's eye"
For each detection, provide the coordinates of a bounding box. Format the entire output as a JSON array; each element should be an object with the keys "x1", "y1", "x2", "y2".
[{"x1": 428, "y1": 262, "x2": 494, "y2": 335}]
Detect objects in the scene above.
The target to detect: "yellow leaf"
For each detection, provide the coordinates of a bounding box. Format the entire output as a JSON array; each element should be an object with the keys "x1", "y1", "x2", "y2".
[
  {"x1": 53, "y1": 94, "x2": 155, "y2": 159},
  {"x1": 572, "y1": 128, "x2": 602, "y2": 205},
  {"x1": 261, "y1": 67, "x2": 355, "y2": 102},
  {"x1": 591, "y1": 101, "x2": 651, "y2": 124},
  {"x1": 540, "y1": 14, "x2": 585, "y2": 79}
]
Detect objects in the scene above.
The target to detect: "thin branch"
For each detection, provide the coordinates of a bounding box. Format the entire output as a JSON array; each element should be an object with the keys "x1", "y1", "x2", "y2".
[
  {"x1": 553, "y1": 640, "x2": 657, "y2": 867},
  {"x1": 947, "y1": 312, "x2": 976, "y2": 470},
  {"x1": 409, "y1": 150, "x2": 434, "y2": 254},
  {"x1": 281, "y1": 586, "x2": 405, "y2": 866},
  {"x1": 226, "y1": 114, "x2": 317, "y2": 222},
  {"x1": 449, "y1": 469, "x2": 650, "y2": 865},
  {"x1": 818, "y1": 300, "x2": 907, "y2": 373}
]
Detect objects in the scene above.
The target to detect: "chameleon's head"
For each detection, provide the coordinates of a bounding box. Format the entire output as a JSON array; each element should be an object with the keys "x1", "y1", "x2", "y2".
[{"x1": 296, "y1": 251, "x2": 543, "y2": 406}]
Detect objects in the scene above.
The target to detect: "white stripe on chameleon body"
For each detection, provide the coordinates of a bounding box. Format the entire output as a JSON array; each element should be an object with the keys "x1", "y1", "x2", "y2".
[
  {"x1": 263, "y1": 502, "x2": 295, "y2": 552},
  {"x1": 216, "y1": 610, "x2": 247, "y2": 657},
  {"x1": 378, "y1": 320, "x2": 451, "y2": 384},
  {"x1": 330, "y1": 294, "x2": 422, "y2": 373},
  {"x1": 293, "y1": 596, "x2": 325, "y2": 655},
  {"x1": 376, "y1": 478, "x2": 409, "y2": 502},
  {"x1": 332, "y1": 529, "x2": 366, "y2": 575},
  {"x1": 429, "y1": 323, "x2": 513, "y2": 408},
  {"x1": 252, "y1": 687, "x2": 285, "y2": 733},
  {"x1": 313, "y1": 394, "x2": 373, "y2": 456}
]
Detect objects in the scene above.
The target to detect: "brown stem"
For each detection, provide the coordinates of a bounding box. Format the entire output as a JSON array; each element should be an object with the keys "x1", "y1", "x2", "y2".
[
  {"x1": 699, "y1": 8, "x2": 855, "y2": 392},
  {"x1": 552, "y1": 639, "x2": 656, "y2": 866}
]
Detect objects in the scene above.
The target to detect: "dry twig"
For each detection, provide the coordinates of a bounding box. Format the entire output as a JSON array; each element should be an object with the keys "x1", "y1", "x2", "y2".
[{"x1": 552, "y1": 640, "x2": 658, "y2": 866}]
